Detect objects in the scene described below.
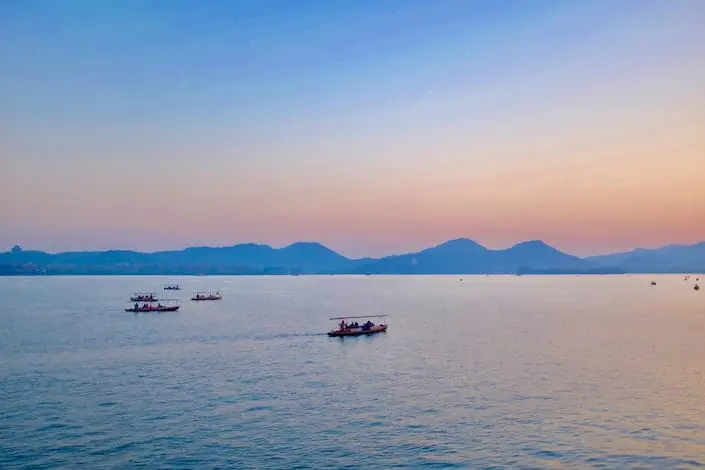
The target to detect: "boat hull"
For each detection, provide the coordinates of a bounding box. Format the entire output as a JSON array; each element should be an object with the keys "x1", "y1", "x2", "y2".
[
  {"x1": 126, "y1": 306, "x2": 180, "y2": 313},
  {"x1": 191, "y1": 297, "x2": 222, "y2": 301},
  {"x1": 328, "y1": 325, "x2": 388, "y2": 337}
]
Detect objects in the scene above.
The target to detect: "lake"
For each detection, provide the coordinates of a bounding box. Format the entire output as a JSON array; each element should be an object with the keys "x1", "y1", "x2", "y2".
[{"x1": 1, "y1": 275, "x2": 704, "y2": 469}]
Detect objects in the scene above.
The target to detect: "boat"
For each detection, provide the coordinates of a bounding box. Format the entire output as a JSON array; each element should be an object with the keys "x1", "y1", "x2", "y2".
[
  {"x1": 328, "y1": 315, "x2": 388, "y2": 337},
  {"x1": 695, "y1": 284, "x2": 700, "y2": 291},
  {"x1": 130, "y1": 292, "x2": 158, "y2": 302},
  {"x1": 126, "y1": 299, "x2": 179, "y2": 313},
  {"x1": 163, "y1": 284, "x2": 181, "y2": 291},
  {"x1": 650, "y1": 281, "x2": 657, "y2": 286},
  {"x1": 191, "y1": 290, "x2": 222, "y2": 301}
]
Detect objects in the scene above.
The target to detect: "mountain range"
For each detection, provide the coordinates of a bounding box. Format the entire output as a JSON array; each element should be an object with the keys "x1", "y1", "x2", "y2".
[{"x1": 1, "y1": 239, "x2": 703, "y2": 275}]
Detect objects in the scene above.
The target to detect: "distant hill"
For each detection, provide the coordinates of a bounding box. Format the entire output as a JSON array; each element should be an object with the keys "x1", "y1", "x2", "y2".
[
  {"x1": 497, "y1": 240, "x2": 589, "y2": 271},
  {"x1": 586, "y1": 242, "x2": 705, "y2": 273},
  {"x1": 349, "y1": 239, "x2": 598, "y2": 274},
  {"x1": 348, "y1": 238, "x2": 488, "y2": 274},
  {"x1": 2, "y1": 239, "x2": 703, "y2": 275},
  {"x1": 0, "y1": 242, "x2": 360, "y2": 275}
]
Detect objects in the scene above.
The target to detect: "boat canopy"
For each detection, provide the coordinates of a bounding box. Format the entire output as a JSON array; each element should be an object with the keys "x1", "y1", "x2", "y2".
[{"x1": 329, "y1": 315, "x2": 389, "y2": 320}]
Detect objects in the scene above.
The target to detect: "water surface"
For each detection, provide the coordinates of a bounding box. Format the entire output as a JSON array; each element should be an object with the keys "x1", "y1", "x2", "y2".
[{"x1": 1, "y1": 275, "x2": 704, "y2": 468}]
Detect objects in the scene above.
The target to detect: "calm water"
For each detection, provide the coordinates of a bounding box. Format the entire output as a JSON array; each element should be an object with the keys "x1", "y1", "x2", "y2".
[{"x1": 1, "y1": 275, "x2": 704, "y2": 469}]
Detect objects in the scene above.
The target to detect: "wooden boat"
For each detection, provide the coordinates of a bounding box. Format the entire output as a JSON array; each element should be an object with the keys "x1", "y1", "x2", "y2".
[
  {"x1": 126, "y1": 300, "x2": 180, "y2": 313},
  {"x1": 130, "y1": 292, "x2": 158, "y2": 302},
  {"x1": 126, "y1": 305, "x2": 180, "y2": 313},
  {"x1": 328, "y1": 315, "x2": 388, "y2": 337},
  {"x1": 191, "y1": 291, "x2": 222, "y2": 301},
  {"x1": 163, "y1": 284, "x2": 181, "y2": 291}
]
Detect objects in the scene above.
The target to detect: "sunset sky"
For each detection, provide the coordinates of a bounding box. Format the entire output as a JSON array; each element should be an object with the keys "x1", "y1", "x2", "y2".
[{"x1": 2, "y1": 0, "x2": 704, "y2": 257}]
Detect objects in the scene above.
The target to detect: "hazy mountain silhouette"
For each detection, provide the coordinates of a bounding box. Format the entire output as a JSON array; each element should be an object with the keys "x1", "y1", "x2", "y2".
[
  {"x1": 497, "y1": 240, "x2": 588, "y2": 271},
  {"x1": 348, "y1": 238, "x2": 490, "y2": 274},
  {"x1": 586, "y1": 242, "x2": 705, "y2": 273},
  {"x1": 0, "y1": 242, "x2": 360, "y2": 275},
  {"x1": 349, "y1": 239, "x2": 592, "y2": 274},
  {"x1": 2, "y1": 239, "x2": 703, "y2": 275}
]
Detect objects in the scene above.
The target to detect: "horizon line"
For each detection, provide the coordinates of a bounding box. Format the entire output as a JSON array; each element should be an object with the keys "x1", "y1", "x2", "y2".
[{"x1": 6, "y1": 238, "x2": 704, "y2": 260}]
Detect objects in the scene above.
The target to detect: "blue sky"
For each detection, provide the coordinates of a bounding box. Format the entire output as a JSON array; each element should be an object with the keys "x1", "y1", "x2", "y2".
[{"x1": 2, "y1": 1, "x2": 704, "y2": 256}]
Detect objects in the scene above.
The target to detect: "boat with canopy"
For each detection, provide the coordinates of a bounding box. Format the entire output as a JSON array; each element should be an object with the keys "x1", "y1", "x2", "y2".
[
  {"x1": 126, "y1": 299, "x2": 180, "y2": 313},
  {"x1": 191, "y1": 290, "x2": 222, "y2": 301},
  {"x1": 328, "y1": 315, "x2": 388, "y2": 337},
  {"x1": 130, "y1": 292, "x2": 159, "y2": 302}
]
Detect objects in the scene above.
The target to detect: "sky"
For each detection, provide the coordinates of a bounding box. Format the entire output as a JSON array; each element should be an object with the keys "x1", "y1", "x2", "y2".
[{"x1": 1, "y1": 0, "x2": 704, "y2": 258}]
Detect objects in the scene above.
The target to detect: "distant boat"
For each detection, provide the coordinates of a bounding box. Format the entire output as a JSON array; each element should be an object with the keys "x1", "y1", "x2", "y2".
[
  {"x1": 650, "y1": 281, "x2": 657, "y2": 286},
  {"x1": 695, "y1": 284, "x2": 700, "y2": 291},
  {"x1": 191, "y1": 290, "x2": 222, "y2": 301},
  {"x1": 163, "y1": 284, "x2": 181, "y2": 291},
  {"x1": 130, "y1": 292, "x2": 158, "y2": 302},
  {"x1": 328, "y1": 315, "x2": 388, "y2": 337},
  {"x1": 127, "y1": 299, "x2": 179, "y2": 313}
]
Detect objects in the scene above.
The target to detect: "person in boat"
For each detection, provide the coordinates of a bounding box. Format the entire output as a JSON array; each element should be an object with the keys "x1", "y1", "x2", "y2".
[
  {"x1": 134, "y1": 303, "x2": 139, "y2": 311},
  {"x1": 339, "y1": 320, "x2": 346, "y2": 331}
]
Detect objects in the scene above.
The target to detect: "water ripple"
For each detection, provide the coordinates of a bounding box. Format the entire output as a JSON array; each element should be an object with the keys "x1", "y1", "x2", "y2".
[{"x1": 2, "y1": 275, "x2": 705, "y2": 468}]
